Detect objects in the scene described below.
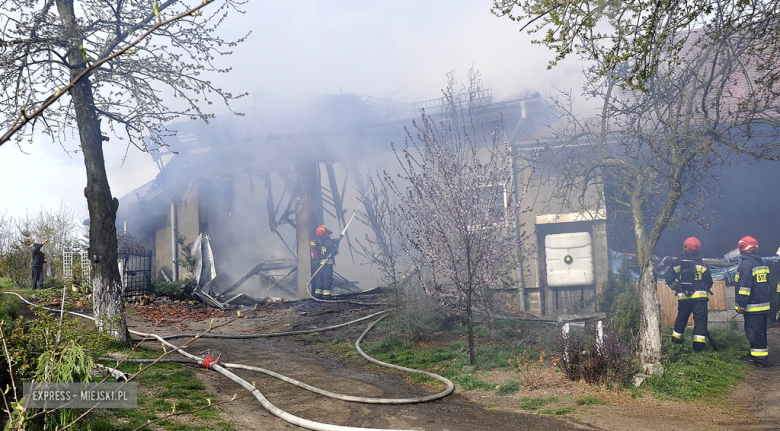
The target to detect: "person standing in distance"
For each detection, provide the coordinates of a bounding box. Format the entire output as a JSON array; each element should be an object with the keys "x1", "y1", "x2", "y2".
[
  {"x1": 31, "y1": 238, "x2": 49, "y2": 289},
  {"x1": 664, "y1": 236, "x2": 713, "y2": 351},
  {"x1": 735, "y1": 236, "x2": 770, "y2": 367}
]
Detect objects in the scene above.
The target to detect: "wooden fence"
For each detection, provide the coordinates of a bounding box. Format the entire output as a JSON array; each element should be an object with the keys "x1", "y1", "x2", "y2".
[{"x1": 657, "y1": 280, "x2": 727, "y2": 328}]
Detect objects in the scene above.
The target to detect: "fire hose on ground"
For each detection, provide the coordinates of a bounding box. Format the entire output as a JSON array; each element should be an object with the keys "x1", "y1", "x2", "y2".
[{"x1": 3, "y1": 292, "x2": 453, "y2": 431}]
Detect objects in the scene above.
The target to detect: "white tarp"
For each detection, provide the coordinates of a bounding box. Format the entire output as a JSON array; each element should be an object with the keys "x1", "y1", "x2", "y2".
[{"x1": 189, "y1": 234, "x2": 217, "y2": 289}]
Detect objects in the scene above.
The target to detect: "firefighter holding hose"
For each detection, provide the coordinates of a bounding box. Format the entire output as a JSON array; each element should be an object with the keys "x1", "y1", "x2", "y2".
[
  {"x1": 315, "y1": 225, "x2": 340, "y2": 300},
  {"x1": 664, "y1": 236, "x2": 713, "y2": 352}
]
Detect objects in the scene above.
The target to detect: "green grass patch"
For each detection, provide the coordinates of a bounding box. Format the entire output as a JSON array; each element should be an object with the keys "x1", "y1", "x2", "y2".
[
  {"x1": 539, "y1": 407, "x2": 575, "y2": 415},
  {"x1": 0, "y1": 277, "x2": 16, "y2": 290},
  {"x1": 495, "y1": 380, "x2": 521, "y2": 396},
  {"x1": 575, "y1": 395, "x2": 610, "y2": 406},
  {"x1": 450, "y1": 373, "x2": 495, "y2": 391},
  {"x1": 650, "y1": 327, "x2": 750, "y2": 400},
  {"x1": 409, "y1": 372, "x2": 436, "y2": 384},
  {"x1": 518, "y1": 396, "x2": 558, "y2": 411},
  {"x1": 363, "y1": 336, "x2": 525, "y2": 372},
  {"x1": 92, "y1": 353, "x2": 237, "y2": 431}
]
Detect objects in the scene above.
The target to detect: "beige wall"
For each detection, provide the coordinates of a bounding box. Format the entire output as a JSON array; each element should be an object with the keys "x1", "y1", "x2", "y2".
[
  {"x1": 153, "y1": 182, "x2": 200, "y2": 281},
  {"x1": 513, "y1": 151, "x2": 608, "y2": 315}
]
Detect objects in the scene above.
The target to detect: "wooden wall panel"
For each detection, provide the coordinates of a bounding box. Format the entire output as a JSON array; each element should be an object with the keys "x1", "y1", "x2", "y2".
[{"x1": 657, "y1": 280, "x2": 727, "y2": 328}]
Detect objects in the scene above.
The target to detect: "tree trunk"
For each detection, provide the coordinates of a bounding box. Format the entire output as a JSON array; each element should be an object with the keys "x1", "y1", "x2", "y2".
[
  {"x1": 637, "y1": 257, "x2": 663, "y2": 375},
  {"x1": 466, "y1": 285, "x2": 475, "y2": 365},
  {"x1": 57, "y1": 0, "x2": 130, "y2": 343}
]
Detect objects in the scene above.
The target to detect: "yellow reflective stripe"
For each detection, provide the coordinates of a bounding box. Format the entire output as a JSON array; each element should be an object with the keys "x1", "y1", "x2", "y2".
[
  {"x1": 673, "y1": 266, "x2": 680, "y2": 273},
  {"x1": 752, "y1": 266, "x2": 769, "y2": 276},
  {"x1": 734, "y1": 273, "x2": 740, "y2": 282},
  {"x1": 754, "y1": 266, "x2": 770, "y2": 283},
  {"x1": 777, "y1": 281, "x2": 780, "y2": 293},
  {"x1": 746, "y1": 302, "x2": 771, "y2": 312},
  {"x1": 751, "y1": 349, "x2": 769, "y2": 357},
  {"x1": 672, "y1": 331, "x2": 683, "y2": 339},
  {"x1": 693, "y1": 335, "x2": 706, "y2": 343},
  {"x1": 738, "y1": 287, "x2": 752, "y2": 296}
]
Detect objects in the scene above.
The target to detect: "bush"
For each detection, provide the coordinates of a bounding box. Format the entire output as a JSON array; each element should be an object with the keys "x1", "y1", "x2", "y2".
[
  {"x1": 556, "y1": 328, "x2": 637, "y2": 386},
  {"x1": 598, "y1": 262, "x2": 640, "y2": 344},
  {"x1": 153, "y1": 278, "x2": 196, "y2": 298},
  {"x1": 42, "y1": 277, "x2": 65, "y2": 290},
  {"x1": 0, "y1": 245, "x2": 30, "y2": 288},
  {"x1": 1, "y1": 306, "x2": 110, "y2": 430},
  {"x1": 386, "y1": 277, "x2": 459, "y2": 341}
]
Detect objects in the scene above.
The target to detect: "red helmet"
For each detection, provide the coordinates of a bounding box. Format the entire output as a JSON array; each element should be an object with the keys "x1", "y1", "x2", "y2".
[
  {"x1": 738, "y1": 236, "x2": 758, "y2": 252},
  {"x1": 316, "y1": 225, "x2": 329, "y2": 238},
  {"x1": 683, "y1": 237, "x2": 701, "y2": 253}
]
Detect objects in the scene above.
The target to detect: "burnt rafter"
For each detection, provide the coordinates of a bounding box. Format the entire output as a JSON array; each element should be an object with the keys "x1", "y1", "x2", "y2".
[{"x1": 325, "y1": 162, "x2": 347, "y2": 230}]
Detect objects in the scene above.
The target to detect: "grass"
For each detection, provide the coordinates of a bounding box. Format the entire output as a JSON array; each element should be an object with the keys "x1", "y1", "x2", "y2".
[
  {"x1": 649, "y1": 327, "x2": 750, "y2": 400},
  {"x1": 362, "y1": 333, "x2": 539, "y2": 394},
  {"x1": 363, "y1": 336, "x2": 525, "y2": 372},
  {"x1": 519, "y1": 396, "x2": 558, "y2": 411},
  {"x1": 91, "y1": 346, "x2": 237, "y2": 431},
  {"x1": 362, "y1": 318, "x2": 757, "y2": 404},
  {"x1": 495, "y1": 380, "x2": 521, "y2": 395},
  {"x1": 575, "y1": 395, "x2": 610, "y2": 406},
  {"x1": 0, "y1": 277, "x2": 15, "y2": 290},
  {"x1": 539, "y1": 407, "x2": 575, "y2": 415}
]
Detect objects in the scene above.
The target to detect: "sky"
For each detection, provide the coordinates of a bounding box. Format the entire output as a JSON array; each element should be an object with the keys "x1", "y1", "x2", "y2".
[{"x1": 0, "y1": 0, "x2": 583, "y2": 222}]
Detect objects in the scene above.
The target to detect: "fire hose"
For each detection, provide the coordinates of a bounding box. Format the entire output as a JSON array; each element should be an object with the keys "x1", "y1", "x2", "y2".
[{"x1": 3, "y1": 292, "x2": 453, "y2": 431}]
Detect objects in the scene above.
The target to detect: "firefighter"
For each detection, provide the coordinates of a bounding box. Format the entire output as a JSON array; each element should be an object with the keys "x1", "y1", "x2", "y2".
[
  {"x1": 735, "y1": 236, "x2": 770, "y2": 367},
  {"x1": 310, "y1": 238, "x2": 321, "y2": 299},
  {"x1": 315, "y1": 225, "x2": 339, "y2": 300},
  {"x1": 664, "y1": 236, "x2": 713, "y2": 351}
]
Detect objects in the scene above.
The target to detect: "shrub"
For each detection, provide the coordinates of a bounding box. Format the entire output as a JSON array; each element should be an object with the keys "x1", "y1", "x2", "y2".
[
  {"x1": 555, "y1": 327, "x2": 637, "y2": 385},
  {"x1": 0, "y1": 245, "x2": 30, "y2": 288},
  {"x1": 386, "y1": 277, "x2": 459, "y2": 341},
  {"x1": 598, "y1": 262, "x2": 640, "y2": 344},
  {"x1": 153, "y1": 280, "x2": 184, "y2": 297},
  {"x1": 43, "y1": 277, "x2": 65, "y2": 290},
  {"x1": 153, "y1": 278, "x2": 197, "y2": 299},
  {"x1": 509, "y1": 349, "x2": 548, "y2": 389},
  {"x1": 1, "y1": 306, "x2": 110, "y2": 430}
]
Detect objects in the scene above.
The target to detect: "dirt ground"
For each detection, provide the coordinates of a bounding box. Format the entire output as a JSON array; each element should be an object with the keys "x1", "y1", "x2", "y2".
[{"x1": 121, "y1": 295, "x2": 780, "y2": 431}]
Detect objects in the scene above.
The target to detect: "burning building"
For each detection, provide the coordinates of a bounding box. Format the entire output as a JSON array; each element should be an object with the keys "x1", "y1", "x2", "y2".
[{"x1": 116, "y1": 90, "x2": 610, "y2": 317}]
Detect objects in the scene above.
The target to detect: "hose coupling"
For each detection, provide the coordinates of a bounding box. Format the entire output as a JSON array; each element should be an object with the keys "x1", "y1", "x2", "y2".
[{"x1": 200, "y1": 349, "x2": 221, "y2": 370}]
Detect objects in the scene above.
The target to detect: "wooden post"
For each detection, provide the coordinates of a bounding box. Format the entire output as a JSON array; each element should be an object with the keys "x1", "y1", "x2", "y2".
[{"x1": 295, "y1": 159, "x2": 323, "y2": 298}]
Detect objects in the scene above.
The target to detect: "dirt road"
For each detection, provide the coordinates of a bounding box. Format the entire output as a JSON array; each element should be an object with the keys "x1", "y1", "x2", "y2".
[{"x1": 125, "y1": 298, "x2": 780, "y2": 430}]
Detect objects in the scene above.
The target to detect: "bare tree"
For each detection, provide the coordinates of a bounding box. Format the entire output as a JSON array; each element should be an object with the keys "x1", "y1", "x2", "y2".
[
  {"x1": 381, "y1": 70, "x2": 530, "y2": 365},
  {"x1": 355, "y1": 176, "x2": 411, "y2": 293},
  {"x1": 539, "y1": 21, "x2": 780, "y2": 371},
  {"x1": 0, "y1": 0, "x2": 247, "y2": 342}
]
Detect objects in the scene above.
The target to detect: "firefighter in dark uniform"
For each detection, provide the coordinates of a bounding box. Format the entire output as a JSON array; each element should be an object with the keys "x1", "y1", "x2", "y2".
[
  {"x1": 664, "y1": 236, "x2": 713, "y2": 351},
  {"x1": 310, "y1": 238, "x2": 321, "y2": 299},
  {"x1": 315, "y1": 225, "x2": 339, "y2": 300},
  {"x1": 735, "y1": 236, "x2": 770, "y2": 367}
]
